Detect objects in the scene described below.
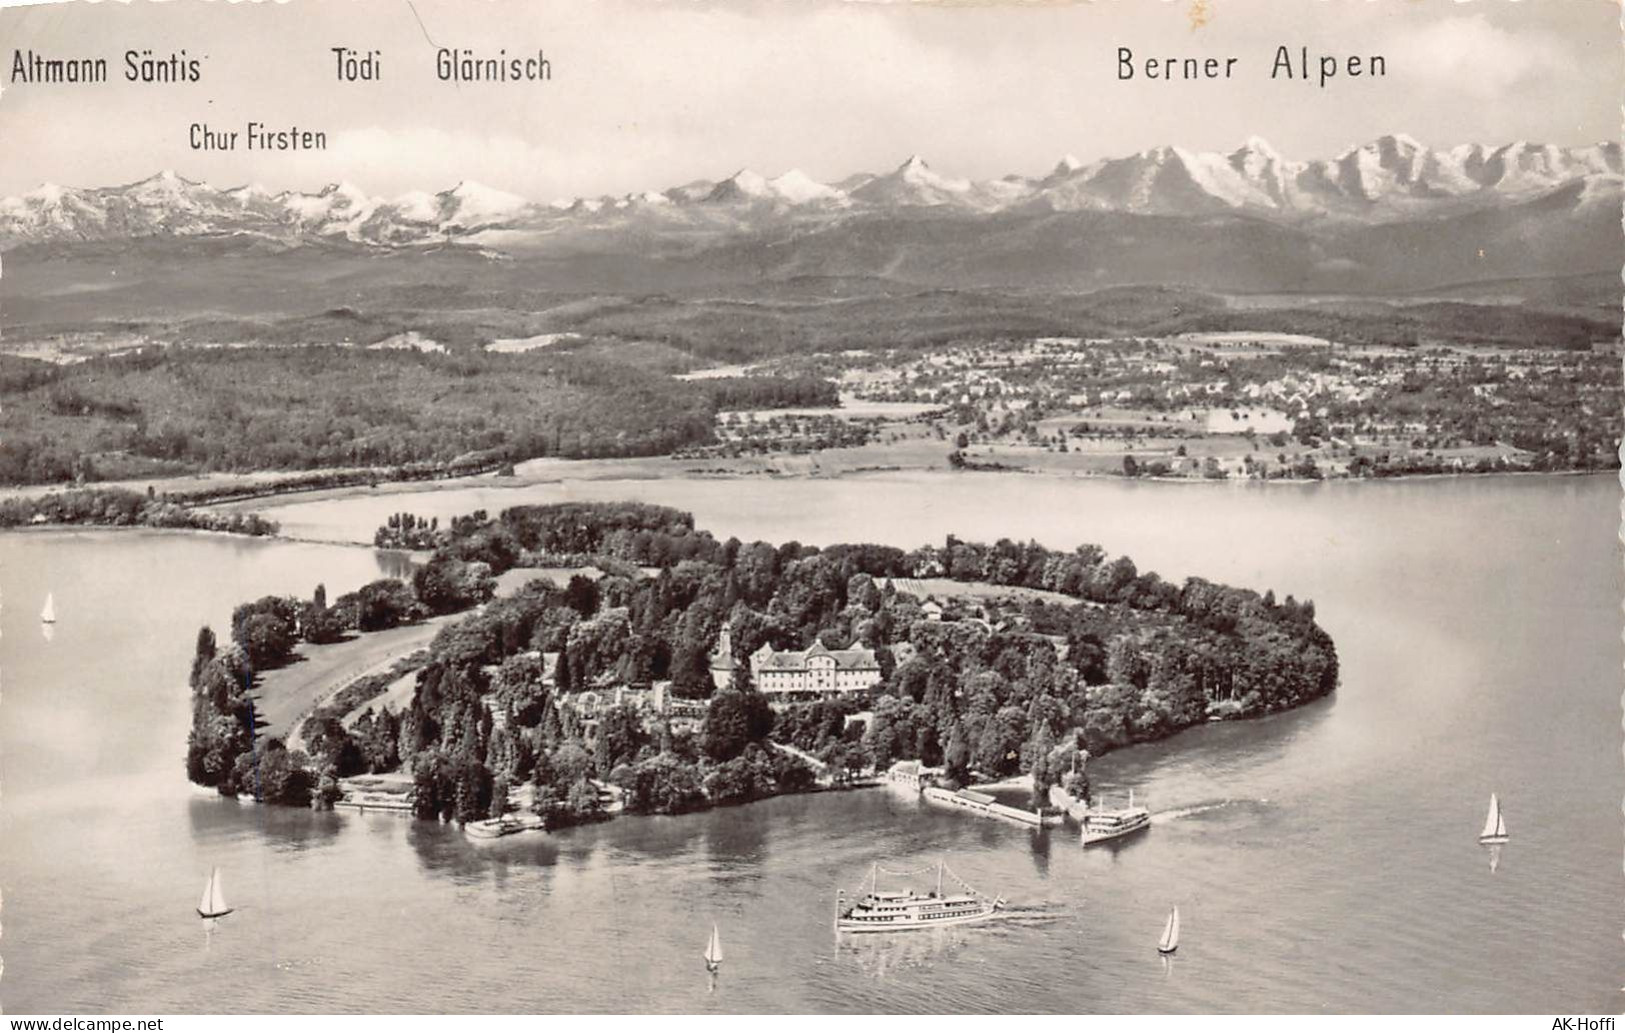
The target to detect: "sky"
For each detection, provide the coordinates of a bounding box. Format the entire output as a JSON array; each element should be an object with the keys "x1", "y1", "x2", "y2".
[{"x1": 0, "y1": 0, "x2": 1617, "y2": 199}]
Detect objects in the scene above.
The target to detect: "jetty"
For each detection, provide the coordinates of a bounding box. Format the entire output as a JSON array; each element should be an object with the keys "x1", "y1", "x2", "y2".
[
  {"x1": 921, "y1": 785, "x2": 1063, "y2": 828},
  {"x1": 886, "y1": 761, "x2": 1061, "y2": 827},
  {"x1": 335, "y1": 773, "x2": 415, "y2": 813},
  {"x1": 463, "y1": 812, "x2": 547, "y2": 841}
]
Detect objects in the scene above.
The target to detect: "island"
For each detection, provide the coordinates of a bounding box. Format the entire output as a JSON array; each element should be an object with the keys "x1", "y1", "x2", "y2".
[{"x1": 185, "y1": 501, "x2": 1340, "y2": 830}]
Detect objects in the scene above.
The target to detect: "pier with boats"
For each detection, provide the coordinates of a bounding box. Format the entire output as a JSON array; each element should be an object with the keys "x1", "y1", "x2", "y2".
[{"x1": 890, "y1": 761, "x2": 1149, "y2": 845}]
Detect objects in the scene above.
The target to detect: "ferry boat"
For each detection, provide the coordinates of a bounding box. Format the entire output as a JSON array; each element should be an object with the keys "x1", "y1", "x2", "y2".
[
  {"x1": 836, "y1": 861, "x2": 1004, "y2": 932},
  {"x1": 1080, "y1": 789, "x2": 1151, "y2": 846}
]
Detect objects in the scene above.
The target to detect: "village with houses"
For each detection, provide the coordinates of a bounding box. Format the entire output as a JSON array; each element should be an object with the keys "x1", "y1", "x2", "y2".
[{"x1": 665, "y1": 327, "x2": 1621, "y2": 483}]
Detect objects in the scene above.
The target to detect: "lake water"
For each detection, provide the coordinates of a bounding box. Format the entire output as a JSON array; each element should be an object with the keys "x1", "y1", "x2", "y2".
[{"x1": 2, "y1": 473, "x2": 1619, "y2": 1013}]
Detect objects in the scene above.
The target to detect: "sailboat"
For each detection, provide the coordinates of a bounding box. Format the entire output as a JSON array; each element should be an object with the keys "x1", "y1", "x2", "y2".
[
  {"x1": 40, "y1": 593, "x2": 56, "y2": 624},
  {"x1": 197, "y1": 866, "x2": 233, "y2": 919},
  {"x1": 704, "y1": 923, "x2": 723, "y2": 973},
  {"x1": 1479, "y1": 793, "x2": 1509, "y2": 846},
  {"x1": 1157, "y1": 906, "x2": 1180, "y2": 955}
]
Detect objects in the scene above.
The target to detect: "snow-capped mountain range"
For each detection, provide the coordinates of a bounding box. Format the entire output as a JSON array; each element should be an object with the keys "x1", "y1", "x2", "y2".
[{"x1": 2, "y1": 135, "x2": 1618, "y2": 248}]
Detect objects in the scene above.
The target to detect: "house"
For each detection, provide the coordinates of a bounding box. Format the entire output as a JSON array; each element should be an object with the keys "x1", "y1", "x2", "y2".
[
  {"x1": 886, "y1": 760, "x2": 931, "y2": 789},
  {"x1": 561, "y1": 681, "x2": 710, "y2": 742},
  {"x1": 749, "y1": 640, "x2": 882, "y2": 700},
  {"x1": 708, "y1": 627, "x2": 738, "y2": 691}
]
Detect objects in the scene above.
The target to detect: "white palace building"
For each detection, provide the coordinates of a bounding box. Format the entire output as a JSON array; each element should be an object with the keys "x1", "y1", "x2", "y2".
[{"x1": 710, "y1": 627, "x2": 882, "y2": 700}]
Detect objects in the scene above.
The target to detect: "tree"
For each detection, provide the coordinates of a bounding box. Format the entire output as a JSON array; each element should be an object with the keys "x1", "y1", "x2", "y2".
[
  {"x1": 490, "y1": 772, "x2": 513, "y2": 816},
  {"x1": 413, "y1": 556, "x2": 495, "y2": 614},
  {"x1": 304, "y1": 715, "x2": 365, "y2": 776},
  {"x1": 702, "y1": 688, "x2": 774, "y2": 762},
  {"x1": 1122, "y1": 455, "x2": 1140, "y2": 478},
  {"x1": 190, "y1": 625, "x2": 217, "y2": 688},
  {"x1": 345, "y1": 579, "x2": 418, "y2": 632},
  {"x1": 595, "y1": 704, "x2": 648, "y2": 776},
  {"x1": 300, "y1": 594, "x2": 347, "y2": 643},
  {"x1": 943, "y1": 721, "x2": 971, "y2": 787},
  {"x1": 615, "y1": 755, "x2": 704, "y2": 814},
  {"x1": 232, "y1": 744, "x2": 317, "y2": 807},
  {"x1": 564, "y1": 575, "x2": 601, "y2": 617},
  {"x1": 1025, "y1": 724, "x2": 1057, "y2": 810},
  {"x1": 490, "y1": 653, "x2": 551, "y2": 726},
  {"x1": 565, "y1": 778, "x2": 605, "y2": 821},
  {"x1": 552, "y1": 741, "x2": 594, "y2": 785},
  {"x1": 237, "y1": 611, "x2": 296, "y2": 669}
]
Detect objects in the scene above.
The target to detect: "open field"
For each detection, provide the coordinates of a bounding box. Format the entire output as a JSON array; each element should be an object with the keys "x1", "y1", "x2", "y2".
[{"x1": 253, "y1": 615, "x2": 453, "y2": 745}]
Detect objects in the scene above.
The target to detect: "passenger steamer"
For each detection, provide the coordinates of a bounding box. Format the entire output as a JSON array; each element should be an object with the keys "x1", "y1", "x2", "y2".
[
  {"x1": 1080, "y1": 789, "x2": 1152, "y2": 846},
  {"x1": 836, "y1": 861, "x2": 1004, "y2": 931}
]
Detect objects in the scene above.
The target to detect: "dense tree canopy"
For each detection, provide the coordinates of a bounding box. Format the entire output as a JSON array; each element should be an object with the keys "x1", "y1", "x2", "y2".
[{"x1": 189, "y1": 501, "x2": 1339, "y2": 824}]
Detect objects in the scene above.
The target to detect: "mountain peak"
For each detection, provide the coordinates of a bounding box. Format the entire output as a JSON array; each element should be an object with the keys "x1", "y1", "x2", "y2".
[
  {"x1": 315, "y1": 181, "x2": 368, "y2": 199},
  {"x1": 130, "y1": 169, "x2": 193, "y2": 191},
  {"x1": 767, "y1": 168, "x2": 839, "y2": 203},
  {"x1": 1235, "y1": 136, "x2": 1281, "y2": 159},
  {"x1": 443, "y1": 180, "x2": 525, "y2": 205},
  {"x1": 1373, "y1": 133, "x2": 1425, "y2": 154},
  {"x1": 704, "y1": 168, "x2": 773, "y2": 203},
  {"x1": 2, "y1": 138, "x2": 1615, "y2": 250}
]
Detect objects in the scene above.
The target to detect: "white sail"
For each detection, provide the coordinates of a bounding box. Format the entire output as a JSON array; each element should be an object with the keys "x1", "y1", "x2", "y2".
[
  {"x1": 199, "y1": 867, "x2": 230, "y2": 917},
  {"x1": 704, "y1": 923, "x2": 723, "y2": 966},
  {"x1": 1158, "y1": 907, "x2": 1180, "y2": 953},
  {"x1": 40, "y1": 593, "x2": 55, "y2": 623},
  {"x1": 1480, "y1": 794, "x2": 1508, "y2": 842}
]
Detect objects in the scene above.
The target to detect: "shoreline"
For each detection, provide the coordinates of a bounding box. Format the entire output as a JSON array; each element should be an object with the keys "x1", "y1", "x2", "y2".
[
  {"x1": 5, "y1": 441, "x2": 1614, "y2": 521},
  {"x1": 5, "y1": 465, "x2": 1611, "y2": 549},
  {"x1": 203, "y1": 460, "x2": 1625, "y2": 514}
]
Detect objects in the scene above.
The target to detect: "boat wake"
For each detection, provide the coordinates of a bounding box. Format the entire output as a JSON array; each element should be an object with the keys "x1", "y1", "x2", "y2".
[
  {"x1": 992, "y1": 903, "x2": 1069, "y2": 926},
  {"x1": 274, "y1": 956, "x2": 333, "y2": 972},
  {"x1": 1150, "y1": 798, "x2": 1269, "y2": 825}
]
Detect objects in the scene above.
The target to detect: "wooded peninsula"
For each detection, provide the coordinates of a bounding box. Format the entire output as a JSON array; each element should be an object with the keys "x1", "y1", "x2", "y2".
[{"x1": 185, "y1": 502, "x2": 1339, "y2": 827}]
